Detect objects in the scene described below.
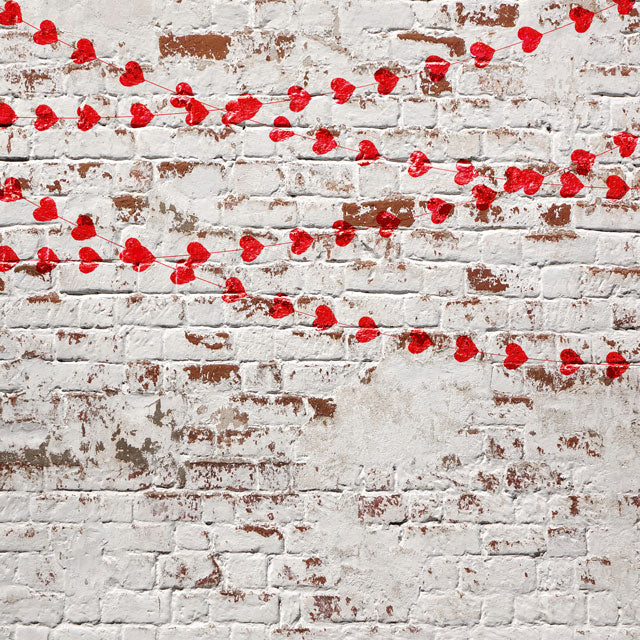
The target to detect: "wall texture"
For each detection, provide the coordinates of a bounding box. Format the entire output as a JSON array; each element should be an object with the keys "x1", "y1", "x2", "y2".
[{"x1": 1, "y1": 0, "x2": 640, "y2": 637}]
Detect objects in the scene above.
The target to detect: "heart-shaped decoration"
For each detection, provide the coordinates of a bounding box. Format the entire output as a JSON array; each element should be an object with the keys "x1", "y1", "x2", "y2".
[
  {"x1": 239, "y1": 235, "x2": 264, "y2": 263},
  {"x1": 330, "y1": 77, "x2": 355, "y2": 104},
  {"x1": 455, "y1": 159, "x2": 477, "y2": 185},
  {"x1": 185, "y1": 241, "x2": 210, "y2": 267},
  {"x1": 424, "y1": 55, "x2": 450, "y2": 82},
  {"x1": 269, "y1": 116, "x2": 295, "y2": 142},
  {"x1": 33, "y1": 197, "x2": 57, "y2": 222},
  {"x1": 355, "y1": 316, "x2": 380, "y2": 343},
  {"x1": 313, "y1": 304, "x2": 337, "y2": 331},
  {"x1": 522, "y1": 169, "x2": 544, "y2": 195},
  {"x1": 120, "y1": 238, "x2": 155, "y2": 272},
  {"x1": 606, "y1": 175, "x2": 630, "y2": 201},
  {"x1": 0, "y1": 1, "x2": 22, "y2": 25},
  {"x1": 71, "y1": 38, "x2": 96, "y2": 64},
  {"x1": 613, "y1": 0, "x2": 635, "y2": 14},
  {"x1": 408, "y1": 150, "x2": 431, "y2": 178},
  {"x1": 222, "y1": 277, "x2": 246, "y2": 303},
  {"x1": 470, "y1": 42, "x2": 495, "y2": 68},
  {"x1": 290, "y1": 228, "x2": 314, "y2": 255},
  {"x1": 0, "y1": 245, "x2": 19, "y2": 272},
  {"x1": 170, "y1": 263, "x2": 195, "y2": 285},
  {"x1": 504, "y1": 343, "x2": 528, "y2": 370},
  {"x1": 571, "y1": 149, "x2": 596, "y2": 175},
  {"x1": 613, "y1": 131, "x2": 638, "y2": 158},
  {"x1": 472, "y1": 184, "x2": 497, "y2": 211},
  {"x1": 0, "y1": 177, "x2": 22, "y2": 202},
  {"x1": 120, "y1": 61, "x2": 144, "y2": 87},
  {"x1": 356, "y1": 140, "x2": 380, "y2": 166},
  {"x1": 130, "y1": 103, "x2": 154, "y2": 128},
  {"x1": 185, "y1": 98, "x2": 209, "y2": 126},
  {"x1": 560, "y1": 172, "x2": 584, "y2": 198},
  {"x1": 171, "y1": 82, "x2": 194, "y2": 108},
  {"x1": 408, "y1": 329, "x2": 432, "y2": 354},
  {"x1": 517, "y1": 26, "x2": 543, "y2": 53},
  {"x1": 78, "y1": 246, "x2": 102, "y2": 274},
  {"x1": 288, "y1": 85, "x2": 311, "y2": 112},
  {"x1": 222, "y1": 94, "x2": 262, "y2": 126},
  {"x1": 560, "y1": 349, "x2": 583, "y2": 375},
  {"x1": 312, "y1": 128, "x2": 337, "y2": 155},
  {"x1": 333, "y1": 220, "x2": 356, "y2": 247},
  {"x1": 34, "y1": 104, "x2": 58, "y2": 131},
  {"x1": 376, "y1": 210, "x2": 400, "y2": 238},
  {"x1": 427, "y1": 198, "x2": 453, "y2": 224},
  {"x1": 504, "y1": 166, "x2": 524, "y2": 193},
  {"x1": 36, "y1": 247, "x2": 59, "y2": 274},
  {"x1": 569, "y1": 6, "x2": 594, "y2": 32},
  {"x1": 269, "y1": 293, "x2": 294, "y2": 319},
  {"x1": 374, "y1": 67, "x2": 399, "y2": 95},
  {"x1": 454, "y1": 336, "x2": 479, "y2": 363},
  {"x1": 606, "y1": 351, "x2": 629, "y2": 379},
  {"x1": 77, "y1": 105, "x2": 100, "y2": 131},
  {"x1": 71, "y1": 214, "x2": 96, "y2": 241},
  {"x1": 33, "y1": 19, "x2": 57, "y2": 45},
  {"x1": 0, "y1": 103, "x2": 17, "y2": 127}
]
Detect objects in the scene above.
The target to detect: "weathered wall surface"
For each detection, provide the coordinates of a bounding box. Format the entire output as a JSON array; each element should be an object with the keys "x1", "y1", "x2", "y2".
[{"x1": 1, "y1": 0, "x2": 640, "y2": 637}]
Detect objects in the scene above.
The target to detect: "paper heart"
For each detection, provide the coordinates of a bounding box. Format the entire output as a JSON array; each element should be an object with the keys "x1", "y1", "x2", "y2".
[
  {"x1": 355, "y1": 316, "x2": 380, "y2": 343},
  {"x1": 32, "y1": 197, "x2": 57, "y2": 222},
  {"x1": 120, "y1": 61, "x2": 144, "y2": 87},
  {"x1": 376, "y1": 211, "x2": 400, "y2": 238},
  {"x1": 71, "y1": 215, "x2": 96, "y2": 241},
  {"x1": 571, "y1": 149, "x2": 596, "y2": 175},
  {"x1": 0, "y1": 245, "x2": 19, "y2": 272},
  {"x1": 185, "y1": 241, "x2": 210, "y2": 267},
  {"x1": 170, "y1": 263, "x2": 195, "y2": 285},
  {"x1": 0, "y1": 177, "x2": 21, "y2": 201},
  {"x1": 606, "y1": 351, "x2": 629, "y2": 379},
  {"x1": 455, "y1": 159, "x2": 478, "y2": 185},
  {"x1": 606, "y1": 175, "x2": 630, "y2": 201},
  {"x1": 171, "y1": 82, "x2": 194, "y2": 108},
  {"x1": 33, "y1": 20, "x2": 57, "y2": 45},
  {"x1": 504, "y1": 166, "x2": 525, "y2": 193},
  {"x1": 71, "y1": 38, "x2": 96, "y2": 64},
  {"x1": 560, "y1": 172, "x2": 584, "y2": 198},
  {"x1": 0, "y1": 103, "x2": 16, "y2": 127},
  {"x1": 222, "y1": 277, "x2": 246, "y2": 303},
  {"x1": 424, "y1": 55, "x2": 450, "y2": 82},
  {"x1": 613, "y1": 0, "x2": 635, "y2": 14},
  {"x1": 504, "y1": 167, "x2": 543, "y2": 195},
  {"x1": 34, "y1": 104, "x2": 58, "y2": 131},
  {"x1": 288, "y1": 85, "x2": 311, "y2": 112},
  {"x1": 0, "y1": 1, "x2": 22, "y2": 25},
  {"x1": 290, "y1": 228, "x2": 314, "y2": 255},
  {"x1": 332, "y1": 220, "x2": 356, "y2": 247},
  {"x1": 78, "y1": 246, "x2": 102, "y2": 274},
  {"x1": 222, "y1": 94, "x2": 262, "y2": 126},
  {"x1": 613, "y1": 131, "x2": 638, "y2": 158},
  {"x1": 472, "y1": 184, "x2": 497, "y2": 211},
  {"x1": 427, "y1": 198, "x2": 453, "y2": 225},
  {"x1": 77, "y1": 105, "x2": 100, "y2": 131},
  {"x1": 313, "y1": 304, "x2": 337, "y2": 331},
  {"x1": 120, "y1": 238, "x2": 155, "y2": 272},
  {"x1": 560, "y1": 349, "x2": 583, "y2": 375},
  {"x1": 269, "y1": 116, "x2": 295, "y2": 142},
  {"x1": 504, "y1": 343, "x2": 528, "y2": 370},
  {"x1": 312, "y1": 128, "x2": 337, "y2": 155},
  {"x1": 569, "y1": 6, "x2": 594, "y2": 32},
  {"x1": 36, "y1": 247, "x2": 59, "y2": 274},
  {"x1": 269, "y1": 293, "x2": 294, "y2": 319},
  {"x1": 374, "y1": 67, "x2": 399, "y2": 95},
  {"x1": 130, "y1": 103, "x2": 154, "y2": 128},
  {"x1": 185, "y1": 98, "x2": 209, "y2": 126},
  {"x1": 408, "y1": 329, "x2": 432, "y2": 354},
  {"x1": 470, "y1": 42, "x2": 495, "y2": 68},
  {"x1": 408, "y1": 150, "x2": 431, "y2": 178},
  {"x1": 517, "y1": 26, "x2": 543, "y2": 53},
  {"x1": 454, "y1": 336, "x2": 479, "y2": 363},
  {"x1": 239, "y1": 235, "x2": 264, "y2": 263},
  {"x1": 356, "y1": 140, "x2": 380, "y2": 166},
  {"x1": 330, "y1": 77, "x2": 355, "y2": 104}
]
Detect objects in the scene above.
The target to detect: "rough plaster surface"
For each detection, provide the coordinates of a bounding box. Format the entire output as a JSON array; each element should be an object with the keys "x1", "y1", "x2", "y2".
[{"x1": 1, "y1": 0, "x2": 640, "y2": 637}]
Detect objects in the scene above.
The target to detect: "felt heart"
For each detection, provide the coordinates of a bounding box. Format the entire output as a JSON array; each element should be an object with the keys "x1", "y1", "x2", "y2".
[
  {"x1": 356, "y1": 316, "x2": 380, "y2": 343},
  {"x1": 77, "y1": 105, "x2": 100, "y2": 131},
  {"x1": 569, "y1": 6, "x2": 594, "y2": 32},
  {"x1": 32, "y1": 197, "x2": 57, "y2": 222},
  {"x1": 613, "y1": 0, "x2": 635, "y2": 14},
  {"x1": 504, "y1": 166, "x2": 525, "y2": 193},
  {"x1": 356, "y1": 140, "x2": 380, "y2": 166},
  {"x1": 455, "y1": 159, "x2": 478, "y2": 186},
  {"x1": 130, "y1": 103, "x2": 154, "y2": 128},
  {"x1": 560, "y1": 348, "x2": 583, "y2": 375},
  {"x1": 185, "y1": 98, "x2": 209, "y2": 126},
  {"x1": 517, "y1": 26, "x2": 543, "y2": 53},
  {"x1": 330, "y1": 77, "x2": 355, "y2": 104},
  {"x1": 269, "y1": 293, "x2": 294, "y2": 319},
  {"x1": 374, "y1": 67, "x2": 399, "y2": 95},
  {"x1": 290, "y1": 228, "x2": 314, "y2": 255},
  {"x1": 427, "y1": 198, "x2": 453, "y2": 224},
  {"x1": 120, "y1": 61, "x2": 144, "y2": 87},
  {"x1": 34, "y1": 104, "x2": 58, "y2": 131},
  {"x1": 571, "y1": 149, "x2": 596, "y2": 175},
  {"x1": 239, "y1": 235, "x2": 264, "y2": 263},
  {"x1": 408, "y1": 150, "x2": 431, "y2": 178},
  {"x1": 170, "y1": 263, "x2": 195, "y2": 285},
  {"x1": 613, "y1": 131, "x2": 638, "y2": 158},
  {"x1": 312, "y1": 128, "x2": 337, "y2": 155},
  {"x1": 269, "y1": 116, "x2": 295, "y2": 142},
  {"x1": 288, "y1": 85, "x2": 311, "y2": 112},
  {"x1": 522, "y1": 169, "x2": 544, "y2": 195},
  {"x1": 472, "y1": 184, "x2": 497, "y2": 211},
  {"x1": 504, "y1": 343, "x2": 528, "y2": 370},
  {"x1": 71, "y1": 215, "x2": 96, "y2": 241},
  {"x1": 454, "y1": 336, "x2": 479, "y2": 363},
  {"x1": 222, "y1": 94, "x2": 262, "y2": 126},
  {"x1": 408, "y1": 329, "x2": 432, "y2": 354},
  {"x1": 78, "y1": 246, "x2": 102, "y2": 274},
  {"x1": 71, "y1": 38, "x2": 96, "y2": 64},
  {"x1": 36, "y1": 247, "x2": 59, "y2": 274},
  {"x1": 0, "y1": 1, "x2": 22, "y2": 25},
  {"x1": 606, "y1": 351, "x2": 629, "y2": 379},
  {"x1": 0, "y1": 103, "x2": 16, "y2": 127},
  {"x1": 185, "y1": 241, "x2": 210, "y2": 267},
  {"x1": 171, "y1": 82, "x2": 194, "y2": 108},
  {"x1": 606, "y1": 175, "x2": 630, "y2": 200},
  {"x1": 33, "y1": 20, "x2": 57, "y2": 45},
  {"x1": 313, "y1": 304, "x2": 337, "y2": 331},
  {"x1": 424, "y1": 55, "x2": 450, "y2": 82},
  {"x1": 120, "y1": 238, "x2": 155, "y2": 272},
  {"x1": 0, "y1": 177, "x2": 21, "y2": 201},
  {"x1": 470, "y1": 41, "x2": 495, "y2": 68},
  {"x1": 222, "y1": 277, "x2": 247, "y2": 303},
  {"x1": 376, "y1": 211, "x2": 400, "y2": 238},
  {"x1": 0, "y1": 245, "x2": 19, "y2": 272},
  {"x1": 560, "y1": 172, "x2": 584, "y2": 198},
  {"x1": 333, "y1": 220, "x2": 356, "y2": 247}
]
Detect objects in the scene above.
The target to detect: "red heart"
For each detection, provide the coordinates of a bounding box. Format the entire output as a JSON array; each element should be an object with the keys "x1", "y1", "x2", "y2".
[
  {"x1": 0, "y1": 1, "x2": 22, "y2": 25},
  {"x1": 613, "y1": 0, "x2": 635, "y2": 14},
  {"x1": 171, "y1": 82, "x2": 194, "y2": 108},
  {"x1": 356, "y1": 140, "x2": 380, "y2": 166},
  {"x1": 424, "y1": 55, "x2": 450, "y2": 82},
  {"x1": 239, "y1": 235, "x2": 264, "y2": 262},
  {"x1": 569, "y1": 6, "x2": 594, "y2": 32},
  {"x1": 222, "y1": 94, "x2": 262, "y2": 126},
  {"x1": 571, "y1": 149, "x2": 596, "y2": 175},
  {"x1": 606, "y1": 351, "x2": 629, "y2": 379},
  {"x1": 408, "y1": 329, "x2": 432, "y2": 355},
  {"x1": 185, "y1": 241, "x2": 210, "y2": 267},
  {"x1": 185, "y1": 99, "x2": 209, "y2": 126},
  {"x1": 120, "y1": 238, "x2": 155, "y2": 272},
  {"x1": 71, "y1": 215, "x2": 96, "y2": 241},
  {"x1": 130, "y1": 103, "x2": 154, "y2": 128},
  {"x1": 374, "y1": 68, "x2": 399, "y2": 95},
  {"x1": 77, "y1": 105, "x2": 100, "y2": 131},
  {"x1": 560, "y1": 349, "x2": 583, "y2": 375},
  {"x1": 408, "y1": 150, "x2": 431, "y2": 178},
  {"x1": 504, "y1": 343, "x2": 528, "y2": 370},
  {"x1": 427, "y1": 198, "x2": 453, "y2": 224},
  {"x1": 356, "y1": 317, "x2": 380, "y2": 343},
  {"x1": 222, "y1": 277, "x2": 247, "y2": 303},
  {"x1": 470, "y1": 42, "x2": 495, "y2": 68},
  {"x1": 522, "y1": 169, "x2": 544, "y2": 195},
  {"x1": 78, "y1": 246, "x2": 102, "y2": 274},
  {"x1": 0, "y1": 245, "x2": 19, "y2": 272},
  {"x1": 33, "y1": 197, "x2": 57, "y2": 222},
  {"x1": 455, "y1": 159, "x2": 478, "y2": 186},
  {"x1": 71, "y1": 38, "x2": 96, "y2": 64},
  {"x1": 332, "y1": 220, "x2": 356, "y2": 247},
  {"x1": 33, "y1": 20, "x2": 57, "y2": 45},
  {"x1": 36, "y1": 247, "x2": 59, "y2": 274},
  {"x1": 313, "y1": 305, "x2": 337, "y2": 331},
  {"x1": 330, "y1": 78, "x2": 355, "y2": 104},
  {"x1": 0, "y1": 177, "x2": 21, "y2": 202},
  {"x1": 560, "y1": 172, "x2": 584, "y2": 198},
  {"x1": 290, "y1": 228, "x2": 314, "y2": 255},
  {"x1": 472, "y1": 184, "x2": 497, "y2": 211},
  {"x1": 120, "y1": 61, "x2": 144, "y2": 87},
  {"x1": 0, "y1": 103, "x2": 17, "y2": 127},
  {"x1": 517, "y1": 26, "x2": 543, "y2": 53},
  {"x1": 269, "y1": 293, "x2": 294, "y2": 319},
  {"x1": 454, "y1": 336, "x2": 479, "y2": 363},
  {"x1": 606, "y1": 175, "x2": 630, "y2": 201},
  {"x1": 312, "y1": 128, "x2": 337, "y2": 155},
  {"x1": 504, "y1": 166, "x2": 525, "y2": 193},
  {"x1": 288, "y1": 85, "x2": 311, "y2": 112},
  {"x1": 269, "y1": 116, "x2": 294, "y2": 142},
  {"x1": 376, "y1": 211, "x2": 400, "y2": 238},
  {"x1": 34, "y1": 104, "x2": 58, "y2": 131},
  {"x1": 170, "y1": 263, "x2": 195, "y2": 285},
  {"x1": 613, "y1": 131, "x2": 638, "y2": 158}
]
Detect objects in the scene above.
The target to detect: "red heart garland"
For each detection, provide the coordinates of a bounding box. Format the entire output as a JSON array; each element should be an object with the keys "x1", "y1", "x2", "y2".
[
  {"x1": 454, "y1": 336, "x2": 479, "y2": 363},
  {"x1": 120, "y1": 61, "x2": 144, "y2": 87},
  {"x1": 504, "y1": 167, "x2": 544, "y2": 195},
  {"x1": 504, "y1": 343, "x2": 528, "y2": 370},
  {"x1": 0, "y1": 177, "x2": 22, "y2": 202},
  {"x1": 424, "y1": 55, "x2": 450, "y2": 82},
  {"x1": 330, "y1": 78, "x2": 355, "y2": 104},
  {"x1": 569, "y1": 6, "x2": 594, "y2": 32},
  {"x1": 0, "y1": 103, "x2": 17, "y2": 127},
  {"x1": 470, "y1": 42, "x2": 495, "y2": 68},
  {"x1": 408, "y1": 329, "x2": 432, "y2": 354},
  {"x1": 606, "y1": 351, "x2": 629, "y2": 379},
  {"x1": 78, "y1": 246, "x2": 102, "y2": 274},
  {"x1": 313, "y1": 305, "x2": 337, "y2": 331},
  {"x1": 288, "y1": 85, "x2": 311, "y2": 112},
  {"x1": 130, "y1": 103, "x2": 154, "y2": 128},
  {"x1": 77, "y1": 105, "x2": 100, "y2": 131},
  {"x1": 185, "y1": 99, "x2": 209, "y2": 126},
  {"x1": 517, "y1": 26, "x2": 543, "y2": 53},
  {"x1": 472, "y1": 184, "x2": 497, "y2": 211},
  {"x1": 613, "y1": 131, "x2": 638, "y2": 158},
  {"x1": 71, "y1": 215, "x2": 96, "y2": 241},
  {"x1": 33, "y1": 20, "x2": 57, "y2": 45},
  {"x1": 560, "y1": 349, "x2": 583, "y2": 375},
  {"x1": 0, "y1": 245, "x2": 19, "y2": 272},
  {"x1": 222, "y1": 277, "x2": 246, "y2": 303},
  {"x1": 356, "y1": 140, "x2": 380, "y2": 166},
  {"x1": 333, "y1": 220, "x2": 356, "y2": 247},
  {"x1": 170, "y1": 82, "x2": 194, "y2": 108},
  {"x1": 427, "y1": 198, "x2": 453, "y2": 225},
  {"x1": 120, "y1": 238, "x2": 155, "y2": 272},
  {"x1": 571, "y1": 149, "x2": 596, "y2": 175},
  {"x1": 71, "y1": 38, "x2": 96, "y2": 64},
  {"x1": 239, "y1": 235, "x2": 264, "y2": 262},
  {"x1": 355, "y1": 317, "x2": 380, "y2": 343},
  {"x1": 312, "y1": 128, "x2": 337, "y2": 155},
  {"x1": 560, "y1": 172, "x2": 584, "y2": 198},
  {"x1": 36, "y1": 247, "x2": 59, "y2": 274},
  {"x1": 290, "y1": 228, "x2": 314, "y2": 255},
  {"x1": 606, "y1": 175, "x2": 630, "y2": 201},
  {"x1": 408, "y1": 151, "x2": 431, "y2": 178},
  {"x1": 376, "y1": 211, "x2": 400, "y2": 238},
  {"x1": 170, "y1": 263, "x2": 195, "y2": 285},
  {"x1": 374, "y1": 68, "x2": 399, "y2": 95},
  {"x1": 454, "y1": 159, "x2": 478, "y2": 185},
  {"x1": 612, "y1": 0, "x2": 635, "y2": 14},
  {"x1": 34, "y1": 104, "x2": 58, "y2": 131},
  {"x1": 33, "y1": 197, "x2": 57, "y2": 222},
  {"x1": 0, "y1": 1, "x2": 22, "y2": 25},
  {"x1": 185, "y1": 241, "x2": 210, "y2": 267},
  {"x1": 222, "y1": 94, "x2": 262, "y2": 126},
  {"x1": 269, "y1": 293, "x2": 294, "y2": 319},
  {"x1": 269, "y1": 116, "x2": 295, "y2": 142}
]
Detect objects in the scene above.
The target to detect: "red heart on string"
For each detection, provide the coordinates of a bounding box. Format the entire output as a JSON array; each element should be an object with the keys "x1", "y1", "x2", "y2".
[
  {"x1": 427, "y1": 198, "x2": 453, "y2": 224},
  {"x1": 34, "y1": 104, "x2": 58, "y2": 131},
  {"x1": 130, "y1": 103, "x2": 154, "y2": 128},
  {"x1": 504, "y1": 166, "x2": 525, "y2": 193},
  {"x1": 408, "y1": 151, "x2": 431, "y2": 178},
  {"x1": 171, "y1": 82, "x2": 194, "y2": 108},
  {"x1": 356, "y1": 317, "x2": 380, "y2": 343},
  {"x1": 571, "y1": 149, "x2": 596, "y2": 175},
  {"x1": 606, "y1": 175, "x2": 630, "y2": 200},
  {"x1": 517, "y1": 26, "x2": 543, "y2": 52},
  {"x1": 0, "y1": 1, "x2": 22, "y2": 25},
  {"x1": 185, "y1": 98, "x2": 208, "y2": 126},
  {"x1": 269, "y1": 293, "x2": 294, "y2": 319},
  {"x1": 288, "y1": 85, "x2": 311, "y2": 112},
  {"x1": 185, "y1": 241, "x2": 210, "y2": 267},
  {"x1": 376, "y1": 211, "x2": 400, "y2": 238},
  {"x1": 269, "y1": 116, "x2": 294, "y2": 142},
  {"x1": 0, "y1": 177, "x2": 22, "y2": 202},
  {"x1": 424, "y1": 55, "x2": 450, "y2": 82},
  {"x1": 222, "y1": 94, "x2": 262, "y2": 126},
  {"x1": 312, "y1": 128, "x2": 337, "y2": 155},
  {"x1": 0, "y1": 103, "x2": 17, "y2": 127},
  {"x1": 0, "y1": 245, "x2": 19, "y2": 272},
  {"x1": 613, "y1": 131, "x2": 638, "y2": 158},
  {"x1": 569, "y1": 6, "x2": 594, "y2": 32},
  {"x1": 470, "y1": 42, "x2": 495, "y2": 68},
  {"x1": 120, "y1": 61, "x2": 144, "y2": 87},
  {"x1": 606, "y1": 351, "x2": 629, "y2": 379},
  {"x1": 613, "y1": 0, "x2": 635, "y2": 14},
  {"x1": 222, "y1": 277, "x2": 246, "y2": 303},
  {"x1": 313, "y1": 305, "x2": 337, "y2": 331},
  {"x1": 455, "y1": 159, "x2": 478, "y2": 185},
  {"x1": 33, "y1": 197, "x2": 57, "y2": 222},
  {"x1": 170, "y1": 263, "x2": 195, "y2": 285},
  {"x1": 454, "y1": 336, "x2": 479, "y2": 363},
  {"x1": 374, "y1": 67, "x2": 399, "y2": 95},
  {"x1": 71, "y1": 38, "x2": 96, "y2": 64},
  {"x1": 239, "y1": 235, "x2": 264, "y2": 262},
  {"x1": 560, "y1": 172, "x2": 584, "y2": 198},
  {"x1": 504, "y1": 343, "x2": 528, "y2": 370},
  {"x1": 71, "y1": 215, "x2": 96, "y2": 241},
  {"x1": 408, "y1": 329, "x2": 432, "y2": 354},
  {"x1": 330, "y1": 78, "x2": 355, "y2": 104},
  {"x1": 78, "y1": 246, "x2": 102, "y2": 274},
  {"x1": 33, "y1": 20, "x2": 57, "y2": 45},
  {"x1": 77, "y1": 105, "x2": 100, "y2": 131},
  {"x1": 472, "y1": 184, "x2": 497, "y2": 211},
  {"x1": 290, "y1": 228, "x2": 314, "y2": 255},
  {"x1": 333, "y1": 220, "x2": 356, "y2": 247},
  {"x1": 560, "y1": 349, "x2": 583, "y2": 375},
  {"x1": 522, "y1": 169, "x2": 544, "y2": 195},
  {"x1": 36, "y1": 247, "x2": 59, "y2": 274},
  {"x1": 120, "y1": 238, "x2": 155, "y2": 272},
  {"x1": 356, "y1": 140, "x2": 380, "y2": 166}
]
